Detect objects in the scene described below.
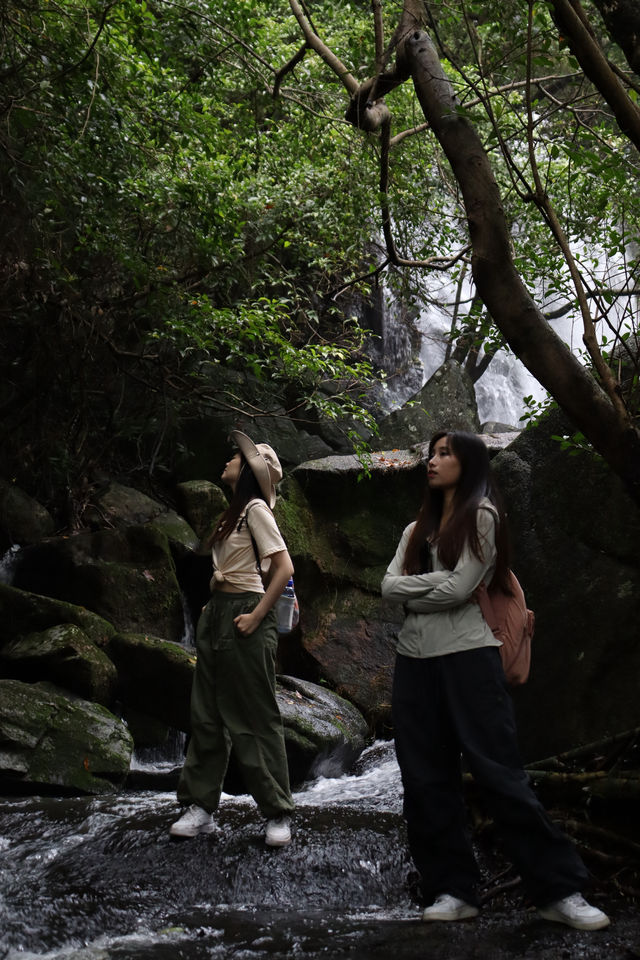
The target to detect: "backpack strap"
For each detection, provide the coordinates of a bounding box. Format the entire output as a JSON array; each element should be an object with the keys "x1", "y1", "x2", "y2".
[{"x1": 237, "y1": 499, "x2": 264, "y2": 579}]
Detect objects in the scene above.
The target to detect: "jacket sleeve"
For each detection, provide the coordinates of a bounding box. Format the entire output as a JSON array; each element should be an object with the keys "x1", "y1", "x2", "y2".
[
  {"x1": 380, "y1": 509, "x2": 496, "y2": 611},
  {"x1": 380, "y1": 523, "x2": 448, "y2": 602}
]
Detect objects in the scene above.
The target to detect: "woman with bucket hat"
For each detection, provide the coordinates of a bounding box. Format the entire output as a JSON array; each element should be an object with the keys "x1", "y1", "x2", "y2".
[{"x1": 170, "y1": 430, "x2": 295, "y2": 846}]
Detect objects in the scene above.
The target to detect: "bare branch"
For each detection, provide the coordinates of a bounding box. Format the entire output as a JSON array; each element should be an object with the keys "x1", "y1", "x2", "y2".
[
  {"x1": 273, "y1": 43, "x2": 308, "y2": 98},
  {"x1": 372, "y1": 0, "x2": 385, "y2": 72},
  {"x1": 525, "y1": 1, "x2": 627, "y2": 419},
  {"x1": 288, "y1": 0, "x2": 359, "y2": 95},
  {"x1": 550, "y1": 0, "x2": 640, "y2": 152}
]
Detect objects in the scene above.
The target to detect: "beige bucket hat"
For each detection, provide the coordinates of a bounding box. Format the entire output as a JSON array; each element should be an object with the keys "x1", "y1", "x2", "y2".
[{"x1": 230, "y1": 430, "x2": 282, "y2": 508}]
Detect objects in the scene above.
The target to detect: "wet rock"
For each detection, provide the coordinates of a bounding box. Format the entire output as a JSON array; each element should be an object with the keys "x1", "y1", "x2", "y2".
[
  {"x1": 11, "y1": 525, "x2": 185, "y2": 643},
  {"x1": 174, "y1": 479, "x2": 228, "y2": 541},
  {"x1": 492, "y1": 409, "x2": 640, "y2": 761},
  {"x1": 0, "y1": 582, "x2": 115, "y2": 647},
  {"x1": 1, "y1": 790, "x2": 636, "y2": 960},
  {"x1": 277, "y1": 675, "x2": 368, "y2": 781},
  {"x1": 0, "y1": 622, "x2": 117, "y2": 705},
  {"x1": 108, "y1": 632, "x2": 196, "y2": 733},
  {"x1": 0, "y1": 478, "x2": 54, "y2": 549},
  {"x1": 0, "y1": 678, "x2": 133, "y2": 794},
  {"x1": 376, "y1": 360, "x2": 480, "y2": 449}
]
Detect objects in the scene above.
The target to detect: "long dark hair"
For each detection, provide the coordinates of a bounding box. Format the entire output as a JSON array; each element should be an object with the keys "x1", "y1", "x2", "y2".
[
  {"x1": 404, "y1": 430, "x2": 511, "y2": 592},
  {"x1": 206, "y1": 453, "x2": 267, "y2": 548}
]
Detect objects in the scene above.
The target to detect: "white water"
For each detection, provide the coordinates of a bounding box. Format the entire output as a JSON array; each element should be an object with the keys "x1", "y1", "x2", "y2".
[
  {"x1": 382, "y1": 241, "x2": 635, "y2": 427},
  {"x1": 0, "y1": 544, "x2": 20, "y2": 584}
]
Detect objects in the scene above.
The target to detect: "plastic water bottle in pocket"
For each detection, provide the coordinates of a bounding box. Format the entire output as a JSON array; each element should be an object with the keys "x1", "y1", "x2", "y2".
[{"x1": 276, "y1": 578, "x2": 297, "y2": 634}]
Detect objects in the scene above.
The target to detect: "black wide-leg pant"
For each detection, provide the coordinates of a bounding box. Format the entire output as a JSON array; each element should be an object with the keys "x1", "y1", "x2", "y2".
[{"x1": 392, "y1": 647, "x2": 588, "y2": 908}]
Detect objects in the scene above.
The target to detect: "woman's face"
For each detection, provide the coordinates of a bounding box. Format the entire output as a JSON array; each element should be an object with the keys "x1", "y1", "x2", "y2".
[
  {"x1": 221, "y1": 451, "x2": 242, "y2": 488},
  {"x1": 427, "y1": 436, "x2": 461, "y2": 492}
]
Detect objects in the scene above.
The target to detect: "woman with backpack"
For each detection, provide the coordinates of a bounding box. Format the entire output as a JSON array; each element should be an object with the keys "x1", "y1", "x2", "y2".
[
  {"x1": 170, "y1": 430, "x2": 295, "y2": 847},
  {"x1": 381, "y1": 430, "x2": 609, "y2": 930}
]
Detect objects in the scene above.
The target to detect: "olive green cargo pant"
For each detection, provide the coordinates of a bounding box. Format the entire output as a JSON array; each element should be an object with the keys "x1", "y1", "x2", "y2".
[{"x1": 177, "y1": 591, "x2": 294, "y2": 819}]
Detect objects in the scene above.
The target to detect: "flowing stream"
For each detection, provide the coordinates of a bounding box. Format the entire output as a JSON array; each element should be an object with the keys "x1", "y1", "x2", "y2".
[{"x1": 1, "y1": 741, "x2": 637, "y2": 960}]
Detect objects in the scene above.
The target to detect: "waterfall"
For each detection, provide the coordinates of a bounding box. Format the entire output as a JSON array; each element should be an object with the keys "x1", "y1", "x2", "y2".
[
  {"x1": 374, "y1": 241, "x2": 633, "y2": 427},
  {"x1": 0, "y1": 544, "x2": 20, "y2": 585}
]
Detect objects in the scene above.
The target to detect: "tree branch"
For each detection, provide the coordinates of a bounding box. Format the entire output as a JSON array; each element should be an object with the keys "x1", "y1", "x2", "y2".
[
  {"x1": 273, "y1": 43, "x2": 308, "y2": 98},
  {"x1": 405, "y1": 27, "x2": 640, "y2": 497},
  {"x1": 525, "y1": 2, "x2": 628, "y2": 420},
  {"x1": 550, "y1": 0, "x2": 640, "y2": 152},
  {"x1": 288, "y1": 0, "x2": 359, "y2": 95}
]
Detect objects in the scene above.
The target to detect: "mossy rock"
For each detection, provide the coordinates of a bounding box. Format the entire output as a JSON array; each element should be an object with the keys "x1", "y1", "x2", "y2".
[
  {"x1": 0, "y1": 678, "x2": 133, "y2": 794},
  {"x1": 174, "y1": 480, "x2": 228, "y2": 542},
  {"x1": 0, "y1": 583, "x2": 115, "y2": 649},
  {"x1": 0, "y1": 478, "x2": 54, "y2": 549},
  {"x1": 108, "y1": 632, "x2": 196, "y2": 733},
  {"x1": 11, "y1": 525, "x2": 185, "y2": 643},
  {"x1": 0, "y1": 623, "x2": 117, "y2": 705}
]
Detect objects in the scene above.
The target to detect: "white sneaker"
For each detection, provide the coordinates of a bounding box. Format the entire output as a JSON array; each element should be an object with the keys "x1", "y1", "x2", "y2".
[
  {"x1": 169, "y1": 804, "x2": 216, "y2": 838},
  {"x1": 265, "y1": 815, "x2": 291, "y2": 847},
  {"x1": 538, "y1": 892, "x2": 610, "y2": 931},
  {"x1": 421, "y1": 894, "x2": 479, "y2": 922}
]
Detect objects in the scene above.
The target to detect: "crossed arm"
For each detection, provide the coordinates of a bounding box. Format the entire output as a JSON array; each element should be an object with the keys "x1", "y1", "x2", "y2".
[{"x1": 381, "y1": 512, "x2": 496, "y2": 613}]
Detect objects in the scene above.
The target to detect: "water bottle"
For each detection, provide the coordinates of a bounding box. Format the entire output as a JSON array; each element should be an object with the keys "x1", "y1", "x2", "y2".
[{"x1": 276, "y1": 578, "x2": 296, "y2": 634}]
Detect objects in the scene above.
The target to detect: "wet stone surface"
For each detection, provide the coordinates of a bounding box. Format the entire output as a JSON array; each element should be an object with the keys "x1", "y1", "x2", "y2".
[{"x1": 1, "y1": 745, "x2": 639, "y2": 959}]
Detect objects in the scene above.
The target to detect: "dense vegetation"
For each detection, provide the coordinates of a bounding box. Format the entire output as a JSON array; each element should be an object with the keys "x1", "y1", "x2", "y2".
[{"x1": 1, "y1": 0, "x2": 639, "y2": 510}]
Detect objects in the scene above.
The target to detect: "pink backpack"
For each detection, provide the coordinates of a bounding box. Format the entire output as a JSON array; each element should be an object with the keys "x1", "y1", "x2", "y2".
[{"x1": 476, "y1": 571, "x2": 534, "y2": 685}]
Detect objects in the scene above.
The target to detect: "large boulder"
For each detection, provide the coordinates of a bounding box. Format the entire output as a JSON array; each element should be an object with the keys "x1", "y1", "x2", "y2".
[
  {"x1": 174, "y1": 479, "x2": 227, "y2": 541},
  {"x1": 11, "y1": 525, "x2": 185, "y2": 643},
  {"x1": 0, "y1": 479, "x2": 54, "y2": 550},
  {"x1": 84, "y1": 481, "x2": 200, "y2": 561},
  {"x1": 276, "y1": 675, "x2": 368, "y2": 781},
  {"x1": 0, "y1": 678, "x2": 133, "y2": 794},
  {"x1": 108, "y1": 632, "x2": 196, "y2": 733},
  {"x1": 276, "y1": 450, "x2": 427, "y2": 730},
  {"x1": 0, "y1": 583, "x2": 115, "y2": 648},
  {"x1": 491, "y1": 409, "x2": 640, "y2": 761},
  {"x1": 376, "y1": 360, "x2": 481, "y2": 449},
  {"x1": 84, "y1": 481, "x2": 168, "y2": 528},
  {"x1": 0, "y1": 623, "x2": 117, "y2": 705}
]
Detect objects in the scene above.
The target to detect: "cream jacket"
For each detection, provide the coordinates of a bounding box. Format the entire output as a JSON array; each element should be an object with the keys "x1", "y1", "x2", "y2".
[{"x1": 381, "y1": 501, "x2": 501, "y2": 659}]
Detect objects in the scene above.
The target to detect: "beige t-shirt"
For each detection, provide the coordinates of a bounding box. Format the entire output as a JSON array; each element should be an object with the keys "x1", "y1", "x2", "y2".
[{"x1": 211, "y1": 498, "x2": 287, "y2": 593}]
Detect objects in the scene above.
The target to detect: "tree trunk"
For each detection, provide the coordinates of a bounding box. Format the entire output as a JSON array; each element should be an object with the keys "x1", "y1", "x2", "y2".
[
  {"x1": 550, "y1": 0, "x2": 640, "y2": 152},
  {"x1": 590, "y1": 0, "x2": 640, "y2": 77},
  {"x1": 405, "y1": 29, "x2": 640, "y2": 501}
]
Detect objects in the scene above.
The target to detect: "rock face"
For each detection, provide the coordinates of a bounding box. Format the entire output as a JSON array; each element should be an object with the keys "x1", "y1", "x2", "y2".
[
  {"x1": 490, "y1": 409, "x2": 640, "y2": 760},
  {"x1": 376, "y1": 360, "x2": 481, "y2": 449},
  {"x1": 0, "y1": 479, "x2": 54, "y2": 550},
  {"x1": 12, "y1": 525, "x2": 186, "y2": 643},
  {"x1": 2, "y1": 373, "x2": 640, "y2": 789},
  {"x1": 0, "y1": 679, "x2": 133, "y2": 793},
  {"x1": 277, "y1": 449, "x2": 427, "y2": 730}
]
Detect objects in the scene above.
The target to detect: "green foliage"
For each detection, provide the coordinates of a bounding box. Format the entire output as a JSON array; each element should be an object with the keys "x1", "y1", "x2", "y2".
[
  {"x1": 550, "y1": 431, "x2": 602, "y2": 459},
  {"x1": 0, "y1": 0, "x2": 383, "y2": 499},
  {"x1": 2, "y1": 0, "x2": 640, "y2": 504},
  {"x1": 519, "y1": 394, "x2": 557, "y2": 426}
]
